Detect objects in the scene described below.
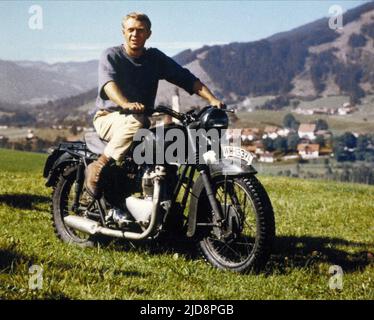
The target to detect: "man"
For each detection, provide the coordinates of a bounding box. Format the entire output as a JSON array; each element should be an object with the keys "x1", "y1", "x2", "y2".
[{"x1": 85, "y1": 12, "x2": 224, "y2": 198}]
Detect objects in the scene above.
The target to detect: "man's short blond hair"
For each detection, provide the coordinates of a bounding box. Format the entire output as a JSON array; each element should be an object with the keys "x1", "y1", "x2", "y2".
[{"x1": 122, "y1": 12, "x2": 152, "y2": 32}]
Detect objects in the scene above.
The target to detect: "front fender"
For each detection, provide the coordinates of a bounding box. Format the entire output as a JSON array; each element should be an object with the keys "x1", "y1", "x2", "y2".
[
  {"x1": 186, "y1": 162, "x2": 257, "y2": 238},
  {"x1": 209, "y1": 160, "x2": 257, "y2": 178}
]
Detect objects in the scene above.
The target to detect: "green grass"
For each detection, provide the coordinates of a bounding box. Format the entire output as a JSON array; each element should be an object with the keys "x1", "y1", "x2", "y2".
[{"x1": 0, "y1": 148, "x2": 373, "y2": 299}]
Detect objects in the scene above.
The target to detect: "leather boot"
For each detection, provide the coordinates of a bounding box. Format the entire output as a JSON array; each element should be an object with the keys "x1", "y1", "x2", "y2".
[{"x1": 85, "y1": 154, "x2": 111, "y2": 198}]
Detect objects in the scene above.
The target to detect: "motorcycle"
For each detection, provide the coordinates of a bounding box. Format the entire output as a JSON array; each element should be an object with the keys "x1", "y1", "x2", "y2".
[{"x1": 43, "y1": 105, "x2": 275, "y2": 273}]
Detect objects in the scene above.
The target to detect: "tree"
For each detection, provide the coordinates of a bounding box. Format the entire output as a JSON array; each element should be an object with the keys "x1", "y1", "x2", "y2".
[
  {"x1": 287, "y1": 133, "x2": 300, "y2": 152},
  {"x1": 356, "y1": 135, "x2": 369, "y2": 152},
  {"x1": 283, "y1": 113, "x2": 296, "y2": 128},
  {"x1": 283, "y1": 113, "x2": 300, "y2": 130},
  {"x1": 333, "y1": 136, "x2": 355, "y2": 162},
  {"x1": 0, "y1": 136, "x2": 9, "y2": 148},
  {"x1": 315, "y1": 119, "x2": 329, "y2": 131},
  {"x1": 315, "y1": 135, "x2": 325, "y2": 148},
  {"x1": 274, "y1": 136, "x2": 288, "y2": 153},
  {"x1": 291, "y1": 100, "x2": 300, "y2": 109},
  {"x1": 342, "y1": 132, "x2": 357, "y2": 149},
  {"x1": 262, "y1": 96, "x2": 290, "y2": 110},
  {"x1": 364, "y1": 151, "x2": 374, "y2": 162},
  {"x1": 350, "y1": 88, "x2": 365, "y2": 106},
  {"x1": 348, "y1": 33, "x2": 367, "y2": 48},
  {"x1": 361, "y1": 22, "x2": 374, "y2": 39},
  {"x1": 262, "y1": 138, "x2": 274, "y2": 152}
]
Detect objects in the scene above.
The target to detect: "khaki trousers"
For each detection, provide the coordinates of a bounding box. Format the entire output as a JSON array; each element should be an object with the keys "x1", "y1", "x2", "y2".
[{"x1": 93, "y1": 110, "x2": 146, "y2": 161}]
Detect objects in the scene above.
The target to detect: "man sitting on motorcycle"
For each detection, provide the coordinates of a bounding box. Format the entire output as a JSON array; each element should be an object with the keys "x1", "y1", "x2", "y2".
[{"x1": 85, "y1": 12, "x2": 224, "y2": 198}]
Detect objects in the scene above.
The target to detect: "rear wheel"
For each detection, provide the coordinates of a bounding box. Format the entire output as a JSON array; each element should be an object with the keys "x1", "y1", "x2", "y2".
[
  {"x1": 196, "y1": 175, "x2": 275, "y2": 273},
  {"x1": 52, "y1": 165, "x2": 100, "y2": 247}
]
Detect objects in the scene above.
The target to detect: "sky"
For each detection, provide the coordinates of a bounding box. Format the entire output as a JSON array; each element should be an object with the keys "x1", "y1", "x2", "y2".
[{"x1": 0, "y1": 0, "x2": 370, "y2": 63}]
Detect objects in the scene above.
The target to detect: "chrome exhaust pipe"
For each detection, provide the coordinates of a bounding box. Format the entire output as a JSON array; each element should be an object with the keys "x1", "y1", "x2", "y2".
[
  {"x1": 64, "y1": 215, "x2": 100, "y2": 235},
  {"x1": 64, "y1": 215, "x2": 128, "y2": 238},
  {"x1": 64, "y1": 176, "x2": 162, "y2": 240}
]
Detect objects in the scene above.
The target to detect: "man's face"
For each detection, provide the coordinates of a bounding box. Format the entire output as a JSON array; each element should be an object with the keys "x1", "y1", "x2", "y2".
[{"x1": 123, "y1": 18, "x2": 151, "y2": 51}]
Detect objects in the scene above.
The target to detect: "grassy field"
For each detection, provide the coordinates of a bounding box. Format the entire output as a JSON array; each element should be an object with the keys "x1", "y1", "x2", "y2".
[
  {"x1": 234, "y1": 95, "x2": 374, "y2": 134},
  {"x1": 0, "y1": 148, "x2": 373, "y2": 299},
  {"x1": 234, "y1": 109, "x2": 374, "y2": 135},
  {"x1": 0, "y1": 127, "x2": 81, "y2": 142}
]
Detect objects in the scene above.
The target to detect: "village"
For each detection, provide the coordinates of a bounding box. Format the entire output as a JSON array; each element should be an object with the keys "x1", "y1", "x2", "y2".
[
  {"x1": 294, "y1": 102, "x2": 358, "y2": 116},
  {"x1": 226, "y1": 121, "x2": 335, "y2": 164},
  {"x1": 0, "y1": 111, "x2": 365, "y2": 165}
]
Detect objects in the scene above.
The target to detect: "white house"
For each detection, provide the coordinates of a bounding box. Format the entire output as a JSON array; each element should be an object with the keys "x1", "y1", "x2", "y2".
[
  {"x1": 225, "y1": 129, "x2": 242, "y2": 141},
  {"x1": 277, "y1": 128, "x2": 291, "y2": 137},
  {"x1": 298, "y1": 124, "x2": 316, "y2": 140},
  {"x1": 26, "y1": 129, "x2": 35, "y2": 140},
  {"x1": 297, "y1": 143, "x2": 320, "y2": 160},
  {"x1": 263, "y1": 126, "x2": 280, "y2": 140},
  {"x1": 282, "y1": 154, "x2": 300, "y2": 161},
  {"x1": 241, "y1": 128, "x2": 260, "y2": 142},
  {"x1": 338, "y1": 106, "x2": 357, "y2": 115},
  {"x1": 259, "y1": 152, "x2": 276, "y2": 163},
  {"x1": 254, "y1": 141, "x2": 265, "y2": 155},
  {"x1": 295, "y1": 108, "x2": 314, "y2": 115}
]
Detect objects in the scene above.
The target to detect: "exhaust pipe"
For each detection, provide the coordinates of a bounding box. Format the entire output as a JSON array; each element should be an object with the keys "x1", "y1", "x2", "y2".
[
  {"x1": 64, "y1": 176, "x2": 162, "y2": 240},
  {"x1": 64, "y1": 215, "x2": 100, "y2": 235}
]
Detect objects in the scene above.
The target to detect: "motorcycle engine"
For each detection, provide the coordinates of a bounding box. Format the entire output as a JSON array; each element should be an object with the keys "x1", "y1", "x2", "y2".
[
  {"x1": 140, "y1": 165, "x2": 178, "y2": 200},
  {"x1": 102, "y1": 162, "x2": 178, "y2": 224},
  {"x1": 141, "y1": 170, "x2": 154, "y2": 199}
]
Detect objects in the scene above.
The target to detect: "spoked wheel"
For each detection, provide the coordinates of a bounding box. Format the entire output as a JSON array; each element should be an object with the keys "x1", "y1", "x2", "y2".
[
  {"x1": 196, "y1": 175, "x2": 275, "y2": 273},
  {"x1": 52, "y1": 165, "x2": 100, "y2": 247}
]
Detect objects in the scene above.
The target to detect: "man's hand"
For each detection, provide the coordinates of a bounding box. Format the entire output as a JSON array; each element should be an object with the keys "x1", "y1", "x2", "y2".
[
  {"x1": 103, "y1": 82, "x2": 145, "y2": 114},
  {"x1": 123, "y1": 102, "x2": 145, "y2": 113},
  {"x1": 209, "y1": 98, "x2": 225, "y2": 109}
]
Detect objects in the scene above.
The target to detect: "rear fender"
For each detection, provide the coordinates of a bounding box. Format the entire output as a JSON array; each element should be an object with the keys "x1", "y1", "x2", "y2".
[{"x1": 44, "y1": 151, "x2": 79, "y2": 187}]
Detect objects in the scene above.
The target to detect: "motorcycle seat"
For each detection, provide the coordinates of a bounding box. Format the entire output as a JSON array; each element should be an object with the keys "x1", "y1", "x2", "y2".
[{"x1": 84, "y1": 132, "x2": 107, "y2": 155}]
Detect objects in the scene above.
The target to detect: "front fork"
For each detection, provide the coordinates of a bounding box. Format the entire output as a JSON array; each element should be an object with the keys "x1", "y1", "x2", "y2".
[
  {"x1": 186, "y1": 128, "x2": 226, "y2": 238},
  {"x1": 198, "y1": 166, "x2": 226, "y2": 239}
]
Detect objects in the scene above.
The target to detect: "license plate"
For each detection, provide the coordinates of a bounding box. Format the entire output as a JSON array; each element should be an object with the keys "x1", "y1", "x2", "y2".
[{"x1": 222, "y1": 146, "x2": 254, "y2": 165}]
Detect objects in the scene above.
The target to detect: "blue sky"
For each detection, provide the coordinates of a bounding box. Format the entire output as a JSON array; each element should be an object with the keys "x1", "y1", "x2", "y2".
[{"x1": 0, "y1": 0, "x2": 369, "y2": 63}]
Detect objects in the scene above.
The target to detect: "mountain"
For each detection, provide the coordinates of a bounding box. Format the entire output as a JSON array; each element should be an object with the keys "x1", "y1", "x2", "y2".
[
  {"x1": 166, "y1": 1, "x2": 374, "y2": 105},
  {"x1": 0, "y1": 60, "x2": 98, "y2": 105},
  {"x1": 0, "y1": 2, "x2": 373, "y2": 125}
]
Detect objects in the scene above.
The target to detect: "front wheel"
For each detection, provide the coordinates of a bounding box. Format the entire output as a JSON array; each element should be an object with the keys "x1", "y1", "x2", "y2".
[{"x1": 195, "y1": 175, "x2": 275, "y2": 273}]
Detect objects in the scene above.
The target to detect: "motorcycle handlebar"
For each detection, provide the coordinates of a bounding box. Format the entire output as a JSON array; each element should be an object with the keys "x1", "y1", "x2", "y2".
[
  {"x1": 119, "y1": 104, "x2": 233, "y2": 121},
  {"x1": 153, "y1": 104, "x2": 233, "y2": 118},
  {"x1": 153, "y1": 105, "x2": 187, "y2": 121}
]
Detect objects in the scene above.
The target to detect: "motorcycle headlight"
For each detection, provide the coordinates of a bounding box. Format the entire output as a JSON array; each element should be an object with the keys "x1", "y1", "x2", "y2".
[{"x1": 199, "y1": 108, "x2": 229, "y2": 129}]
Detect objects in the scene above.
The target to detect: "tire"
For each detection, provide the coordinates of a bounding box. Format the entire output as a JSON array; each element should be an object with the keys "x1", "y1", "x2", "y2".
[
  {"x1": 52, "y1": 164, "x2": 99, "y2": 247},
  {"x1": 195, "y1": 175, "x2": 275, "y2": 273}
]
